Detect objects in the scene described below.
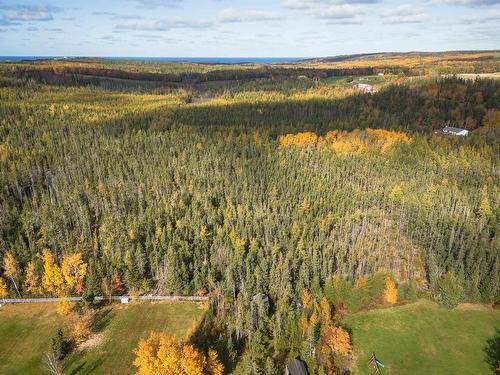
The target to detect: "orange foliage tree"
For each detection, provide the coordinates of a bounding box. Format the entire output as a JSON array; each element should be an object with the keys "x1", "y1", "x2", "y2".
[{"x1": 322, "y1": 325, "x2": 352, "y2": 357}]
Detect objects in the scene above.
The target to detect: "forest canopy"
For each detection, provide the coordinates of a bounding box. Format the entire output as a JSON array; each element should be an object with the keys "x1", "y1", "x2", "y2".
[{"x1": 0, "y1": 57, "x2": 498, "y2": 373}]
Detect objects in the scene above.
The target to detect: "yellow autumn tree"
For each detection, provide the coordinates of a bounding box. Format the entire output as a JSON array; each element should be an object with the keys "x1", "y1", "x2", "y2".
[
  {"x1": 365, "y1": 128, "x2": 411, "y2": 151},
  {"x1": 320, "y1": 296, "x2": 332, "y2": 323},
  {"x1": 42, "y1": 250, "x2": 88, "y2": 296},
  {"x1": 325, "y1": 128, "x2": 411, "y2": 155},
  {"x1": 133, "y1": 332, "x2": 223, "y2": 375},
  {"x1": 3, "y1": 251, "x2": 21, "y2": 296},
  {"x1": 279, "y1": 132, "x2": 318, "y2": 148},
  {"x1": 57, "y1": 298, "x2": 74, "y2": 316},
  {"x1": 65, "y1": 312, "x2": 93, "y2": 345},
  {"x1": 24, "y1": 261, "x2": 42, "y2": 296},
  {"x1": 179, "y1": 344, "x2": 206, "y2": 375},
  {"x1": 478, "y1": 186, "x2": 492, "y2": 218},
  {"x1": 0, "y1": 277, "x2": 8, "y2": 299},
  {"x1": 301, "y1": 288, "x2": 312, "y2": 310},
  {"x1": 154, "y1": 333, "x2": 180, "y2": 374},
  {"x1": 383, "y1": 276, "x2": 398, "y2": 304},
  {"x1": 61, "y1": 253, "x2": 87, "y2": 295},
  {"x1": 41, "y1": 249, "x2": 65, "y2": 295},
  {"x1": 206, "y1": 349, "x2": 224, "y2": 375}
]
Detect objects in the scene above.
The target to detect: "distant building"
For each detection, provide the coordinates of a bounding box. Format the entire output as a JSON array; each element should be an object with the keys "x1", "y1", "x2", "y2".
[
  {"x1": 359, "y1": 77, "x2": 369, "y2": 81},
  {"x1": 358, "y1": 83, "x2": 374, "y2": 93},
  {"x1": 285, "y1": 358, "x2": 309, "y2": 375},
  {"x1": 120, "y1": 297, "x2": 130, "y2": 304},
  {"x1": 378, "y1": 72, "x2": 385, "y2": 76},
  {"x1": 442, "y1": 126, "x2": 469, "y2": 136}
]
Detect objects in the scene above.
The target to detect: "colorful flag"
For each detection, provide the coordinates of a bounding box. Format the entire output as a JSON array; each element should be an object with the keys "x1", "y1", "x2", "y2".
[
  {"x1": 368, "y1": 355, "x2": 376, "y2": 366},
  {"x1": 376, "y1": 359, "x2": 385, "y2": 368}
]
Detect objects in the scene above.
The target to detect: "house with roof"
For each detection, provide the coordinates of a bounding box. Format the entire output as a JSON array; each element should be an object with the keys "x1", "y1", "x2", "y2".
[
  {"x1": 442, "y1": 126, "x2": 469, "y2": 136},
  {"x1": 285, "y1": 357, "x2": 309, "y2": 375}
]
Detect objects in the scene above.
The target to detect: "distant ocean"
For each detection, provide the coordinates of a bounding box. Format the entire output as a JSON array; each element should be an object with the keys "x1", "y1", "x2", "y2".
[{"x1": 0, "y1": 56, "x2": 307, "y2": 64}]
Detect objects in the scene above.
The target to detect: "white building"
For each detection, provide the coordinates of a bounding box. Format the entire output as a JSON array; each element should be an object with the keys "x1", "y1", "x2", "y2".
[
  {"x1": 442, "y1": 126, "x2": 469, "y2": 136},
  {"x1": 120, "y1": 297, "x2": 130, "y2": 304}
]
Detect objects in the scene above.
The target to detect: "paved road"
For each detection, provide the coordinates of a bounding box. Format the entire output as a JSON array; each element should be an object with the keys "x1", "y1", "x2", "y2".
[{"x1": 0, "y1": 295, "x2": 209, "y2": 303}]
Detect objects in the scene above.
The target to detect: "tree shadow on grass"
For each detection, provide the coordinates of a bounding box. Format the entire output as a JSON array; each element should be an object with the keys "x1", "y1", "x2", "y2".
[
  {"x1": 65, "y1": 349, "x2": 104, "y2": 375},
  {"x1": 92, "y1": 306, "x2": 114, "y2": 333},
  {"x1": 485, "y1": 328, "x2": 500, "y2": 374},
  {"x1": 189, "y1": 310, "x2": 243, "y2": 374}
]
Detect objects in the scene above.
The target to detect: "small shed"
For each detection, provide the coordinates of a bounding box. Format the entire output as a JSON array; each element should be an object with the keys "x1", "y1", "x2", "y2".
[
  {"x1": 120, "y1": 297, "x2": 130, "y2": 304},
  {"x1": 285, "y1": 357, "x2": 309, "y2": 375},
  {"x1": 442, "y1": 126, "x2": 469, "y2": 136}
]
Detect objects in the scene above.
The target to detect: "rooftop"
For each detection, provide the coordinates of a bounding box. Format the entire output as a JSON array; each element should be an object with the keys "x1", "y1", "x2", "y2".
[
  {"x1": 442, "y1": 126, "x2": 469, "y2": 135},
  {"x1": 286, "y1": 358, "x2": 309, "y2": 375}
]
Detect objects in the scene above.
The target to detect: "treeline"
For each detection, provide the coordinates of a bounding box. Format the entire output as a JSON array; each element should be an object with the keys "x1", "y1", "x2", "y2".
[
  {"x1": 173, "y1": 77, "x2": 500, "y2": 135},
  {"x1": 0, "y1": 74, "x2": 498, "y2": 372},
  {"x1": 8, "y1": 65, "x2": 379, "y2": 86}
]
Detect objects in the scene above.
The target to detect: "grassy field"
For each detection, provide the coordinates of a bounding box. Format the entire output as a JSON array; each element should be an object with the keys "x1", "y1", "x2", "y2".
[
  {"x1": 0, "y1": 301, "x2": 207, "y2": 375},
  {"x1": 344, "y1": 300, "x2": 500, "y2": 375},
  {"x1": 0, "y1": 303, "x2": 61, "y2": 375}
]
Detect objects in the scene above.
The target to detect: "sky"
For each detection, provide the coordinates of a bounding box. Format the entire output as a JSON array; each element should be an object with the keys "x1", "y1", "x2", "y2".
[{"x1": 0, "y1": 0, "x2": 499, "y2": 57}]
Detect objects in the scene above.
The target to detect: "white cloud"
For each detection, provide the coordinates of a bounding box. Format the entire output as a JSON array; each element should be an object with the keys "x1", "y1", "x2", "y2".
[
  {"x1": 115, "y1": 18, "x2": 214, "y2": 31},
  {"x1": 218, "y1": 8, "x2": 284, "y2": 23},
  {"x1": 283, "y1": 0, "x2": 379, "y2": 9},
  {"x1": 131, "y1": 0, "x2": 183, "y2": 9},
  {"x1": 459, "y1": 10, "x2": 500, "y2": 23},
  {"x1": 314, "y1": 4, "x2": 363, "y2": 19},
  {"x1": 441, "y1": 0, "x2": 500, "y2": 5},
  {"x1": 380, "y1": 4, "x2": 428, "y2": 24},
  {"x1": 2, "y1": 5, "x2": 62, "y2": 22}
]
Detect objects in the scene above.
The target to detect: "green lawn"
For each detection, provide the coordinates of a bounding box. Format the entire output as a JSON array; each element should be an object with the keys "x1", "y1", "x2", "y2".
[
  {"x1": 0, "y1": 301, "x2": 207, "y2": 375},
  {"x1": 0, "y1": 303, "x2": 61, "y2": 375},
  {"x1": 344, "y1": 300, "x2": 500, "y2": 375}
]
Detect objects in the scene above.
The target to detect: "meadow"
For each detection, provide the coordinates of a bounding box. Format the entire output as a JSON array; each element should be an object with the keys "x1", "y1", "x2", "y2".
[
  {"x1": 0, "y1": 301, "x2": 207, "y2": 375},
  {"x1": 345, "y1": 300, "x2": 500, "y2": 374}
]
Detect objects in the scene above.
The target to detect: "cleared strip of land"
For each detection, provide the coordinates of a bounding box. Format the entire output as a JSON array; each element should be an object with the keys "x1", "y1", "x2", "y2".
[{"x1": 0, "y1": 295, "x2": 208, "y2": 303}]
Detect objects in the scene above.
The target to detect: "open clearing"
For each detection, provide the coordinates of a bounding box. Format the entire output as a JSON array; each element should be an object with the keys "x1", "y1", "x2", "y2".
[
  {"x1": 0, "y1": 301, "x2": 207, "y2": 375},
  {"x1": 344, "y1": 299, "x2": 500, "y2": 375}
]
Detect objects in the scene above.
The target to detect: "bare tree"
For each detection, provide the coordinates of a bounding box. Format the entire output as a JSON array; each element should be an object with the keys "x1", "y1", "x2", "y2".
[{"x1": 43, "y1": 351, "x2": 63, "y2": 375}]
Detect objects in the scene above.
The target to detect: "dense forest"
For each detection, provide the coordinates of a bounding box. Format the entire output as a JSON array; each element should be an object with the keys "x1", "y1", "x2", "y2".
[{"x1": 0, "y1": 57, "x2": 499, "y2": 374}]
